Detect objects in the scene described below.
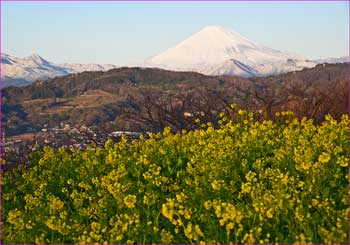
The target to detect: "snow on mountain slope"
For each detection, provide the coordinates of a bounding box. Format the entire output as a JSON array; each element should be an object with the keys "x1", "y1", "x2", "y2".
[
  {"x1": 2, "y1": 53, "x2": 68, "y2": 82},
  {"x1": 142, "y1": 25, "x2": 317, "y2": 76},
  {"x1": 1, "y1": 53, "x2": 118, "y2": 87},
  {"x1": 60, "y1": 63, "x2": 119, "y2": 74},
  {"x1": 313, "y1": 56, "x2": 350, "y2": 64},
  {"x1": 251, "y1": 59, "x2": 316, "y2": 76},
  {"x1": 3, "y1": 25, "x2": 346, "y2": 87},
  {"x1": 209, "y1": 59, "x2": 257, "y2": 77},
  {"x1": 145, "y1": 26, "x2": 300, "y2": 66}
]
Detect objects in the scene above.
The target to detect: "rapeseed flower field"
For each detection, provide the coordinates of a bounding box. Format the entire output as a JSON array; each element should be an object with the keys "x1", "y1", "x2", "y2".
[{"x1": 2, "y1": 108, "x2": 349, "y2": 243}]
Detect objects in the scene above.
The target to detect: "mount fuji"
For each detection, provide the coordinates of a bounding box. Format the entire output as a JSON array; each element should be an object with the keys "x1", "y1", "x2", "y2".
[
  {"x1": 141, "y1": 25, "x2": 317, "y2": 77},
  {"x1": 2, "y1": 25, "x2": 348, "y2": 87}
]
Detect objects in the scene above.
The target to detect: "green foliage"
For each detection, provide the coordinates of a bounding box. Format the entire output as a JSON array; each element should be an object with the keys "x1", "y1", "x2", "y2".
[{"x1": 2, "y1": 109, "x2": 349, "y2": 243}]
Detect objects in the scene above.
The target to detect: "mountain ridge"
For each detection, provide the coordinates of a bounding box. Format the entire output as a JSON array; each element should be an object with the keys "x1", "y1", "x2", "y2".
[
  {"x1": 1, "y1": 53, "x2": 119, "y2": 87},
  {"x1": 2, "y1": 25, "x2": 349, "y2": 87},
  {"x1": 2, "y1": 63, "x2": 348, "y2": 136}
]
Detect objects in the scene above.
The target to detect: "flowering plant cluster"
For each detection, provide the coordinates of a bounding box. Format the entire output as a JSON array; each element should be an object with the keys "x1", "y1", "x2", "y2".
[{"x1": 2, "y1": 108, "x2": 349, "y2": 243}]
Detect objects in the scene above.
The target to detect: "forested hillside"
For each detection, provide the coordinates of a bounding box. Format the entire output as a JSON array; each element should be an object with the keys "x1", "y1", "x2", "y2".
[{"x1": 2, "y1": 63, "x2": 348, "y2": 135}]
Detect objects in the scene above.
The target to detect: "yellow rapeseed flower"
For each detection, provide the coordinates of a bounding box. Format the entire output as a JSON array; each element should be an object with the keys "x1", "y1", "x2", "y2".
[
  {"x1": 124, "y1": 195, "x2": 137, "y2": 209},
  {"x1": 318, "y1": 152, "x2": 331, "y2": 164},
  {"x1": 266, "y1": 208, "x2": 274, "y2": 218}
]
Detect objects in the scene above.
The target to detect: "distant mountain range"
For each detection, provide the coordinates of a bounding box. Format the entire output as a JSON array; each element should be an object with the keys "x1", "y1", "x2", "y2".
[
  {"x1": 313, "y1": 56, "x2": 350, "y2": 64},
  {"x1": 1, "y1": 53, "x2": 118, "y2": 87},
  {"x1": 1, "y1": 25, "x2": 349, "y2": 87}
]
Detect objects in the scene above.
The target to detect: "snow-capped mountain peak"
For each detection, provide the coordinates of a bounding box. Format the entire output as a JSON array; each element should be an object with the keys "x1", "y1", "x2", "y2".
[
  {"x1": 142, "y1": 25, "x2": 310, "y2": 76},
  {"x1": 146, "y1": 25, "x2": 267, "y2": 67},
  {"x1": 2, "y1": 25, "x2": 348, "y2": 87},
  {"x1": 27, "y1": 53, "x2": 43, "y2": 60},
  {"x1": 194, "y1": 25, "x2": 261, "y2": 49},
  {"x1": 25, "y1": 53, "x2": 51, "y2": 66},
  {"x1": 27, "y1": 53, "x2": 45, "y2": 61},
  {"x1": 1, "y1": 53, "x2": 119, "y2": 87}
]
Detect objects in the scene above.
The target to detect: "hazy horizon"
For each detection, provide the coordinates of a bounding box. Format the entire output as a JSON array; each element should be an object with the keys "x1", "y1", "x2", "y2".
[{"x1": 2, "y1": 1, "x2": 349, "y2": 65}]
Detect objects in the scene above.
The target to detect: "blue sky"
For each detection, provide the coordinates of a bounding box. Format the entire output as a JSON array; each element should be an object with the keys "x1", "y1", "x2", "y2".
[{"x1": 2, "y1": 1, "x2": 349, "y2": 64}]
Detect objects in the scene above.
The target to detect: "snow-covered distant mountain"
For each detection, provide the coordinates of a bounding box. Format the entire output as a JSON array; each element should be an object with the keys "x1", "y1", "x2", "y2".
[
  {"x1": 140, "y1": 25, "x2": 317, "y2": 76},
  {"x1": 2, "y1": 25, "x2": 348, "y2": 87},
  {"x1": 1, "y1": 53, "x2": 118, "y2": 87},
  {"x1": 313, "y1": 56, "x2": 350, "y2": 64}
]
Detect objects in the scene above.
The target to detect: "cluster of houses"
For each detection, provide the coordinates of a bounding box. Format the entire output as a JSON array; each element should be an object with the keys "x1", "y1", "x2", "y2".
[{"x1": 1, "y1": 124, "x2": 145, "y2": 171}]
